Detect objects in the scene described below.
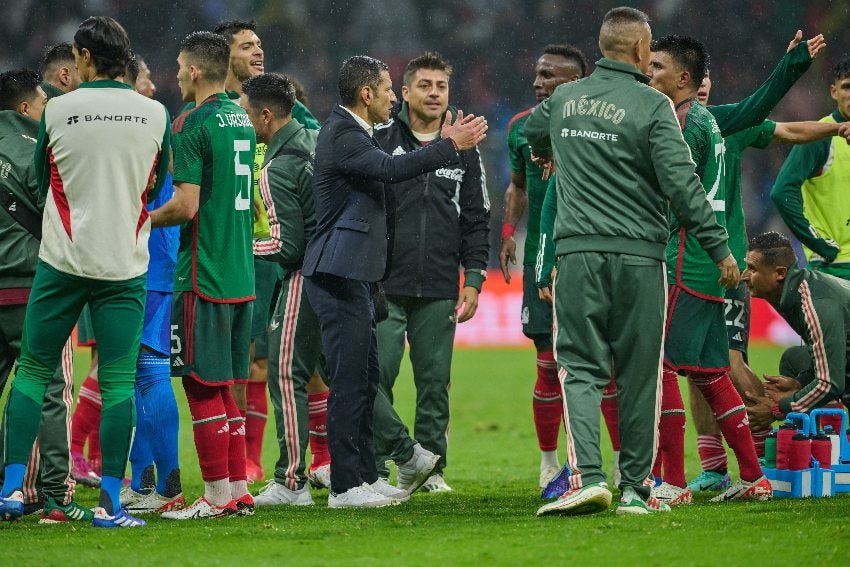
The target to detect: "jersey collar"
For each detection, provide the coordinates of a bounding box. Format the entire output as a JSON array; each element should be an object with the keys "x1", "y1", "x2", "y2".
[{"x1": 79, "y1": 79, "x2": 133, "y2": 90}]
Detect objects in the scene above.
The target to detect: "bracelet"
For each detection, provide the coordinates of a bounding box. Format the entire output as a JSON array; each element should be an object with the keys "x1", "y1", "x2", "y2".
[{"x1": 501, "y1": 223, "x2": 516, "y2": 240}]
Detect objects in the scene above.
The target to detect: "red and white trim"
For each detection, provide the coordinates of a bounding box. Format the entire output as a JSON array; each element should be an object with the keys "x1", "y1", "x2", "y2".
[
  {"x1": 254, "y1": 164, "x2": 283, "y2": 256},
  {"x1": 277, "y1": 271, "x2": 305, "y2": 490},
  {"x1": 792, "y1": 280, "x2": 831, "y2": 412}
]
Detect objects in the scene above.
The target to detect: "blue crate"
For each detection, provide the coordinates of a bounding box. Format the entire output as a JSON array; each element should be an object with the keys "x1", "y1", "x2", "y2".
[{"x1": 763, "y1": 467, "x2": 815, "y2": 498}]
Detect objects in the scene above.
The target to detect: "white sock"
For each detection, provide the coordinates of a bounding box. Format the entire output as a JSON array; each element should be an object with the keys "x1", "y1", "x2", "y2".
[
  {"x1": 540, "y1": 450, "x2": 559, "y2": 469},
  {"x1": 204, "y1": 479, "x2": 231, "y2": 506},
  {"x1": 230, "y1": 479, "x2": 249, "y2": 499}
]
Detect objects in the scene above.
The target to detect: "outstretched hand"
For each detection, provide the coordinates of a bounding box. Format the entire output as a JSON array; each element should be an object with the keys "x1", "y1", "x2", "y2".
[
  {"x1": 442, "y1": 110, "x2": 488, "y2": 151},
  {"x1": 787, "y1": 29, "x2": 826, "y2": 59}
]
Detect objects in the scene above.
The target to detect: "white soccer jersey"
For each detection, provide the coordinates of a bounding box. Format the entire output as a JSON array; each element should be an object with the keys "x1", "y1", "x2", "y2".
[{"x1": 38, "y1": 80, "x2": 169, "y2": 281}]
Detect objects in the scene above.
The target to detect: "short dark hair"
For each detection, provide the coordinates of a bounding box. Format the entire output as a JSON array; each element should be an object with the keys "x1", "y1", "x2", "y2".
[
  {"x1": 213, "y1": 19, "x2": 257, "y2": 42},
  {"x1": 748, "y1": 232, "x2": 797, "y2": 268},
  {"x1": 126, "y1": 54, "x2": 144, "y2": 85},
  {"x1": 543, "y1": 44, "x2": 588, "y2": 78},
  {"x1": 338, "y1": 55, "x2": 389, "y2": 107},
  {"x1": 651, "y1": 34, "x2": 709, "y2": 90},
  {"x1": 242, "y1": 73, "x2": 296, "y2": 117},
  {"x1": 73, "y1": 16, "x2": 132, "y2": 79},
  {"x1": 403, "y1": 52, "x2": 452, "y2": 86},
  {"x1": 602, "y1": 6, "x2": 650, "y2": 26},
  {"x1": 831, "y1": 56, "x2": 850, "y2": 83},
  {"x1": 179, "y1": 32, "x2": 230, "y2": 83},
  {"x1": 40, "y1": 43, "x2": 74, "y2": 75},
  {"x1": 0, "y1": 68, "x2": 41, "y2": 111}
]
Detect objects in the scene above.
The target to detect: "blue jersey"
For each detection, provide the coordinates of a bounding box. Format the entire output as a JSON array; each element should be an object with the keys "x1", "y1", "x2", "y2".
[{"x1": 146, "y1": 172, "x2": 179, "y2": 292}]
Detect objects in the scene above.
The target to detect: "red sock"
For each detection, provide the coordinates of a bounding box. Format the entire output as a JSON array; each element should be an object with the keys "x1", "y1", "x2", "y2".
[
  {"x1": 601, "y1": 376, "x2": 620, "y2": 451},
  {"x1": 657, "y1": 367, "x2": 686, "y2": 488},
  {"x1": 533, "y1": 350, "x2": 562, "y2": 452},
  {"x1": 224, "y1": 386, "x2": 247, "y2": 482},
  {"x1": 245, "y1": 382, "x2": 268, "y2": 465},
  {"x1": 690, "y1": 371, "x2": 762, "y2": 482},
  {"x1": 182, "y1": 376, "x2": 229, "y2": 481},
  {"x1": 751, "y1": 429, "x2": 769, "y2": 458},
  {"x1": 308, "y1": 390, "x2": 330, "y2": 468},
  {"x1": 71, "y1": 375, "x2": 101, "y2": 455},
  {"x1": 697, "y1": 434, "x2": 727, "y2": 472}
]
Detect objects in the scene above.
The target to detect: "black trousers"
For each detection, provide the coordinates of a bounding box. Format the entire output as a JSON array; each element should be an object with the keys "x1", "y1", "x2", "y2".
[{"x1": 304, "y1": 272, "x2": 379, "y2": 493}]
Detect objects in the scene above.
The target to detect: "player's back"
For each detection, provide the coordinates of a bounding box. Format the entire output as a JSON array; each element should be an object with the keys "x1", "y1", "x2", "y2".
[
  {"x1": 171, "y1": 94, "x2": 256, "y2": 302},
  {"x1": 507, "y1": 108, "x2": 548, "y2": 265},
  {"x1": 40, "y1": 82, "x2": 169, "y2": 281}
]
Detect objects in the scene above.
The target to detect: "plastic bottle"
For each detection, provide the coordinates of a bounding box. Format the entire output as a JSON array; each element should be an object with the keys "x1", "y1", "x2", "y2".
[
  {"x1": 825, "y1": 426, "x2": 841, "y2": 465},
  {"x1": 812, "y1": 433, "x2": 832, "y2": 469},
  {"x1": 776, "y1": 422, "x2": 798, "y2": 470},
  {"x1": 789, "y1": 433, "x2": 812, "y2": 470},
  {"x1": 764, "y1": 429, "x2": 777, "y2": 468}
]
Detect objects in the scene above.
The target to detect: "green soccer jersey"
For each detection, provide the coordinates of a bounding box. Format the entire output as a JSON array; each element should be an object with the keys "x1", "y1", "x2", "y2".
[
  {"x1": 507, "y1": 107, "x2": 549, "y2": 266},
  {"x1": 667, "y1": 98, "x2": 727, "y2": 300},
  {"x1": 722, "y1": 119, "x2": 776, "y2": 268},
  {"x1": 172, "y1": 93, "x2": 257, "y2": 302}
]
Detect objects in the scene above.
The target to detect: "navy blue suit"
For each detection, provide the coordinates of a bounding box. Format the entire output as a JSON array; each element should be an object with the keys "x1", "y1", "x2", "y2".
[{"x1": 303, "y1": 106, "x2": 459, "y2": 493}]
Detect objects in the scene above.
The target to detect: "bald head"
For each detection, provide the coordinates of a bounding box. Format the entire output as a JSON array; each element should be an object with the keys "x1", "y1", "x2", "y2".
[{"x1": 599, "y1": 7, "x2": 652, "y2": 72}]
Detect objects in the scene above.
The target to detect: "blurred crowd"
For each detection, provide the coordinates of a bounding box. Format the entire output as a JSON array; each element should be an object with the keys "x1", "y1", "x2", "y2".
[{"x1": 2, "y1": 0, "x2": 849, "y2": 264}]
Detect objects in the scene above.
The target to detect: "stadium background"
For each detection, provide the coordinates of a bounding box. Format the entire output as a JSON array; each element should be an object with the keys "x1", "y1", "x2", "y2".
[{"x1": 1, "y1": 0, "x2": 847, "y2": 346}]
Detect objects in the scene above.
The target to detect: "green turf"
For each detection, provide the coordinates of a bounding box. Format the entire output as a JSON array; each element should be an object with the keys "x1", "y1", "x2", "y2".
[{"x1": 2, "y1": 346, "x2": 849, "y2": 566}]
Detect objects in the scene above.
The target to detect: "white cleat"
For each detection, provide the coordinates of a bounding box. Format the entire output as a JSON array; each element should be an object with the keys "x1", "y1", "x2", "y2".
[
  {"x1": 422, "y1": 474, "x2": 453, "y2": 493},
  {"x1": 308, "y1": 464, "x2": 331, "y2": 490},
  {"x1": 651, "y1": 482, "x2": 693, "y2": 506},
  {"x1": 396, "y1": 444, "x2": 440, "y2": 494},
  {"x1": 161, "y1": 496, "x2": 235, "y2": 520},
  {"x1": 119, "y1": 487, "x2": 150, "y2": 508},
  {"x1": 254, "y1": 480, "x2": 315, "y2": 506},
  {"x1": 371, "y1": 478, "x2": 409, "y2": 502},
  {"x1": 328, "y1": 483, "x2": 397, "y2": 509},
  {"x1": 539, "y1": 465, "x2": 561, "y2": 490},
  {"x1": 127, "y1": 491, "x2": 186, "y2": 514}
]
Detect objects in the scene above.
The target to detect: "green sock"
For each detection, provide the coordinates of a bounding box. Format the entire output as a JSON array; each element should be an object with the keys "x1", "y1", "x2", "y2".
[
  {"x1": 100, "y1": 397, "x2": 135, "y2": 479},
  {"x1": 4, "y1": 387, "x2": 43, "y2": 464}
]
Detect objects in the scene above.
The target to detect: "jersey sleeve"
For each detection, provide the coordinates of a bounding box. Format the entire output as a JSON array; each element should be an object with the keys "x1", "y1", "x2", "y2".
[
  {"x1": 148, "y1": 105, "x2": 172, "y2": 203},
  {"x1": 770, "y1": 139, "x2": 839, "y2": 261},
  {"x1": 681, "y1": 113, "x2": 709, "y2": 182},
  {"x1": 524, "y1": 98, "x2": 553, "y2": 160},
  {"x1": 293, "y1": 100, "x2": 321, "y2": 130},
  {"x1": 535, "y1": 176, "x2": 557, "y2": 288},
  {"x1": 506, "y1": 118, "x2": 526, "y2": 174},
  {"x1": 749, "y1": 119, "x2": 776, "y2": 149},
  {"x1": 171, "y1": 116, "x2": 207, "y2": 186}
]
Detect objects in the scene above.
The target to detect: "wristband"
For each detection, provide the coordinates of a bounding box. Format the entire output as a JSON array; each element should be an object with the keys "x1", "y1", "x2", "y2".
[{"x1": 501, "y1": 223, "x2": 516, "y2": 240}]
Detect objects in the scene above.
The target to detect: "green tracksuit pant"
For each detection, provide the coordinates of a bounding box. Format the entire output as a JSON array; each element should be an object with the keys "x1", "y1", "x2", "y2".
[
  {"x1": 0, "y1": 304, "x2": 75, "y2": 504},
  {"x1": 553, "y1": 252, "x2": 665, "y2": 500},
  {"x1": 375, "y1": 296, "x2": 456, "y2": 476},
  {"x1": 3, "y1": 261, "x2": 144, "y2": 480}
]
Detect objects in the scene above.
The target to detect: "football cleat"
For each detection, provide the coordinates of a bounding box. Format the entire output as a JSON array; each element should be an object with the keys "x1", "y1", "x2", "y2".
[
  {"x1": 687, "y1": 470, "x2": 731, "y2": 493},
  {"x1": 422, "y1": 474, "x2": 453, "y2": 493},
  {"x1": 92, "y1": 507, "x2": 146, "y2": 528},
  {"x1": 537, "y1": 482, "x2": 612, "y2": 517},
  {"x1": 254, "y1": 480, "x2": 315, "y2": 506},
  {"x1": 0, "y1": 490, "x2": 24, "y2": 521},
  {"x1": 651, "y1": 482, "x2": 693, "y2": 506},
  {"x1": 119, "y1": 486, "x2": 150, "y2": 508},
  {"x1": 308, "y1": 464, "x2": 331, "y2": 490},
  {"x1": 328, "y1": 483, "x2": 396, "y2": 508},
  {"x1": 71, "y1": 452, "x2": 101, "y2": 488},
  {"x1": 40, "y1": 497, "x2": 94, "y2": 523},
  {"x1": 161, "y1": 496, "x2": 236, "y2": 520},
  {"x1": 616, "y1": 486, "x2": 671, "y2": 515},
  {"x1": 127, "y1": 491, "x2": 186, "y2": 514},
  {"x1": 539, "y1": 465, "x2": 561, "y2": 490},
  {"x1": 396, "y1": 444, "x2": 440, "y2": 494},
  {"x1": 233, "y1": 493, "x2": 255, "y2": 516},
  {"x1": 709, "y1": 476, "x2": 773, "y2": 502},
  {"x1": 371, "y1": 478, "x2": 409, "y2": 502},
  {"x1": 246, "y1": 460, "x2": 264, "y2": 484}
]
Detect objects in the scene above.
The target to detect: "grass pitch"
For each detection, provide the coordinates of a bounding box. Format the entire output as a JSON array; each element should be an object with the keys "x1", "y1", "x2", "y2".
[{"x1": 2, "y1": 345, "x2": 849, "y2": 566}]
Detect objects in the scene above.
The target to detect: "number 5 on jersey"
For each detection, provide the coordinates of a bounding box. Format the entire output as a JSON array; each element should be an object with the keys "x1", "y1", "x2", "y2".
[{"x1": 234, "y1": 139, "x2": 252, "y2": 211}]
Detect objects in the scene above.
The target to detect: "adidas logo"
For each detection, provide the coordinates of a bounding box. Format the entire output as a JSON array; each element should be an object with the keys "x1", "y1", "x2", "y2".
[
  {"x1": 172, "y1": 356, "x2": 184, "y2": 367},
  {"x1": 392, "y1": 146, "x2": 406, "y2": 155},
  {"x1": 269, "y1": 320, "x2": 280, "y2": 331},
  {"x1": 8, "y1": 202, "x2": 16, "y2": 212}
]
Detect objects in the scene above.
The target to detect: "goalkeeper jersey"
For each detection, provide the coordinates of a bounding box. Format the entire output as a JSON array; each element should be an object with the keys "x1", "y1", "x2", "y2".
[
  {"x1": 666, "y1": 98, "x2": 727, "y2": 300},
  {"x1": 507, "y1": 107, "x2": 548, "y2": 266},
  {"x1": 171, "y1": 93, "x2": 256, "y2": 302}
]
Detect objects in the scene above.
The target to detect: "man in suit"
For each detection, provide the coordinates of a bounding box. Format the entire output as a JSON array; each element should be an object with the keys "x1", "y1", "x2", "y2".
[{"x1": 302, "y1": 55, "x2": 487, "y2": 508}]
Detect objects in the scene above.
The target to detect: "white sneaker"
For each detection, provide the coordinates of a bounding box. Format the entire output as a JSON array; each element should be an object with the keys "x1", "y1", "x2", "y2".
[
  {"x1": 371, "y1": 478, "x2": 409, "y2": 502},
  {"x1": 612, "y1": 451, "x2": 622, "y2": 487},
  {"x1": 539, "y1": 465, "x2": 560, "y2": 490},
  {"x1": 119, "y1": 487, "x2": 150, "y2": 507},
  {"x1": 422, "y1": 474, "x2": 453, "y2": 493},
  {"x1": 651, "y1": 482, "x2": 693, "y2": 506},
  {"x1": 308, "y1": 464, "x2": 331, "y2": 489},
  {"x1": 161, "y1": 496, "x2": 236, "y2": 520},
  {"x1": 396, "y1": 444, "x2": 440, "y2": 493},
  {"x1": 328, "y1": 483, "x2": 396, "y2": 508},
  {"x1": 254, "y1": 480, "x2": 315, "y2": 506},
  {"x1": 127, "y1": 491, "x2": 187, "y2": 514}
]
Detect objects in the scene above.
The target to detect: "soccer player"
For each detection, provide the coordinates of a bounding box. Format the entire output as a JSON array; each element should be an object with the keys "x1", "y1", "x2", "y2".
[
  {"x1": 0, "y1": 68, "x2": 87, "y2": 523},
  {"x1": 151, "y1": 31, "x2": 256, "y2": 520},
  {"x1": 213, "y1": 19, "x2": 324, "y2": 482},
  {"x1": 687, "y1": 69, "x2": 850, "y2": 493},
  {"x1": 39, "y1": 43, "x2": 81, "y2": 99},
  {"x1": 372, "y1": 52, "x2": 490, "y2": 493},
  {"x1": 526, "y1": 7, "x2": 738, "y2": 516},
  {"x1": 0, "y1": 16, "x2": 170, "y2": 528},
  {"x1": 772, "y1": 56, "x2": 850, "y2": 281},
  {"x1": 239, "y1": 72, "x2": 320, "y2": 506},
  {"x1": 741, "y1": 233, "x2": 850, "y2": 427},
  {"x1": 117, "y1": 55, "x2": 185, "y2": 515},
  {"x1": 499, "y1": 44, "x2": 588, "y2": 489}
]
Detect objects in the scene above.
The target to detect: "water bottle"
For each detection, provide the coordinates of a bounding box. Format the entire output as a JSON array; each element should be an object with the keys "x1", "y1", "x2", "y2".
[
  {"x1": 776, "y1": 422, "x2": 797, "y2": 470},
  {"x1": 812, "y1": 432, "x2": 832, "y2": 469},
  {"x1": 789, "y1": 433, "x2": 812, "y2": 470},
  {"x1": 825, "y1": 426, "x2": 841, "y2": 465},
  {"x1": 764, "y1": 429, "x2": 777, "y2": 468}
]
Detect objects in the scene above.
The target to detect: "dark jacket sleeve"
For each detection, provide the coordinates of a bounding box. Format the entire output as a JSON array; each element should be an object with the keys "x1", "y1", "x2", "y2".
[
  {"x1": 536, "y1": 177, "x2": 557, "y2": 288},
  {"x1": 336, "y1": 123, "x2": 459, "y2": 183},
  {"x1": 254, "y1": 157, "x2": 310, "y2": 266},
  {"x1": 648, "y1": 100, "x2": 731, "y2": 263},
  {"x1": 458, "y1": 147, "x2": 490, "y2": 291},
  {"x1": 770, "y1": 139, "x2": 839, "y2": 261},
  {"x1": 709, "y1": 42, "x2": 812, "y2": 136},
  {"x1": 34, "y1": 113, "x2": 50, "y2": 198}
]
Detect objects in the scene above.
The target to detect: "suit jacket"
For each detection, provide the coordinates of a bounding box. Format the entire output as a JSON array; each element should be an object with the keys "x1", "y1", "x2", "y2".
[{"x1": 303, "y1": 105, "x2": 461, "y2": 282}]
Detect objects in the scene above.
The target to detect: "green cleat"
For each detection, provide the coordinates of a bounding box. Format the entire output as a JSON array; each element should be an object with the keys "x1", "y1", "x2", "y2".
[
  {"x1": 39, "y1": 497, "x2": 95, "y2": 524},
  {"x1": 536, "y1": 482, "x2": 612, "y2": 517},
  {"x1": 616, "y1": 486, "x2": 671, "y2": 515}
]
